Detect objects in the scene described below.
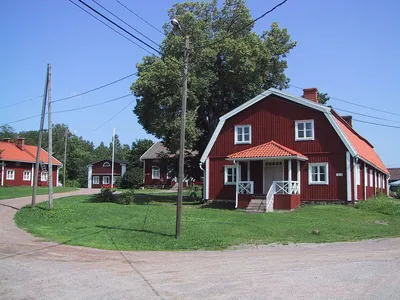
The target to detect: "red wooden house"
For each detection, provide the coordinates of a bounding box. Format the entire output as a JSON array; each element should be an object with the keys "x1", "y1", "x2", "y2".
[
  {"x1": 0, "y1": 138, "x2": 62, "y2": 187},
  {"x1": 87, "y1": 159, "x2": 128, "y2": 188},
  {"x1": 200, "y1": 88, "x2": 389, "y2": 211}
]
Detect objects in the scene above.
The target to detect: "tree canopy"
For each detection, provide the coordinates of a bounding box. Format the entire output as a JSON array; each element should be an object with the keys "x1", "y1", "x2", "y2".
[{"x1": 132, "y1": 0, "x2": 296, "y2": 155}]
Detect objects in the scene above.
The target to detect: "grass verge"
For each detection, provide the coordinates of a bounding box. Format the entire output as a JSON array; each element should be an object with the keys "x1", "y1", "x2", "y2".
[
  {"x1": 14, "y1": 193, "x2": 400, "y2": 251},
  {"x1": 0, "y1": 186, "x2": 79, "y2": 200}
]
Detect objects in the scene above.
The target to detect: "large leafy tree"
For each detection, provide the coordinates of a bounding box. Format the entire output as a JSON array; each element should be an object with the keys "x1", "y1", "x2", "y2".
[
  {"x1": 132, "y1": 0, "x2": 296, "y2": 154},
  {"x1": 127, "y1": 139, "x2": 154, "y2": 168}
]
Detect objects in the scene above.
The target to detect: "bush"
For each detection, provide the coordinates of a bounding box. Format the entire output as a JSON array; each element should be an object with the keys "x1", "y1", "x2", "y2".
[
  {"x1": 355, "y1": 196, "x2": 400, "y2": 216},
  {"x1": 65, "y1": 179, "x2": 81, "y2": 188},
  {"x1": 91, "y1": 188, "x2": 135, "y2": 205},
  {"x1": 119, "y1": 167, "x2": 143, "y2": 189},
  {"x1": 116, "y1": 189, "x2": 135, "y2": 205}
]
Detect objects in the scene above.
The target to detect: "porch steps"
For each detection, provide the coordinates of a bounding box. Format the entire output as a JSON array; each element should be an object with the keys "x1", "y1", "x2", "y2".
[{"x1": 245, "y1": 198, "x2": 266, "y2": 213}]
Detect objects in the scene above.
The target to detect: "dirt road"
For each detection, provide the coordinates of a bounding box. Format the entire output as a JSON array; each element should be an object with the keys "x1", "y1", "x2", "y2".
[{"x1": 1, "y1": 190, "x2": 400, "y2": 299}]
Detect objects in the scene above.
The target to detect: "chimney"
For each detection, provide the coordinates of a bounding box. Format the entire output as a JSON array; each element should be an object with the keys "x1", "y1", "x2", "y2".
[
  {"x1": 342, "y1": 115, "x2": 353, "y2": 127},
  {"x1": 302, "y1": 88, "x2": 319, "y2": 103},
  {"x1": 2, "y1": 138, "x2": 11, "y2": 143},
  {"x1": 16, "y1": 138, "x2": 25, "y2": 150}
]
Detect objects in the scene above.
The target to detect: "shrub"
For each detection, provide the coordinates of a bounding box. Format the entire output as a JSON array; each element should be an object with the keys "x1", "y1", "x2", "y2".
[
  {"x1": 355, "y1": 196, "x2": 400, "y2": 216},
  {"x1": 116, "y1": 189, "x2": 135, "y2": 205},
  {"x1": 92, "y1": 187, "x2": 116, "y2": 203},
  {"x1": 91, "y1": 188, "x2": 134, "y2": 205},
  {"x1": 65, "y1": 179, "x2": 81, "y2": 188},
  {"x1": 119, "y1": 167, "x2": 143, "y2": 189}
]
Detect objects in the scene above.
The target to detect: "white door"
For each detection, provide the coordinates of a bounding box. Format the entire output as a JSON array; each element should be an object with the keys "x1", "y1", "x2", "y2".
[{"x1": 263, "y1": 161, "x2": 284, "y2": 193}]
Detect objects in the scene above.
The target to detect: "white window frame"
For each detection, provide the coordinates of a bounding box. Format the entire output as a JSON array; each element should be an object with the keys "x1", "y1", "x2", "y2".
[
  {"x1": 224, "y1": 165, "x2": 237, "y2": 185},
  {"x1": 152, "y1": 166, "x2": 160, "y2": 179},
  {"x1": 308, "y1": 163, "x2": 329, "y2": 185},
  {"x1": 102, "y1": 176, "x2": 110, "y2": 185},
  {"x1": 234, "y1": 125, "x2": 252, "y2": 145},
  {"x1": 103, "y1": 162, "x2": 111, "y2": 167},
  {"x1": 93, "y1": 176, "x2": 99, "y2": 184},
  {"x1": 41, "y1": 171, "x2": 48, "y2": 182},
  {"x1": 6, "y1": 169, "x2": 15, "y2": 180},
  {"x1": 23, "y1": 170, "x2": 31, "y2": 181},
  {"x1": 369, "y1": 169, "x2": 373, "y2": 187},
  {"x1": 295, "y1": 120, "x2": 315, "y2": 141},
  {"x1": 356, "y1": 164, "x2": 361, "y2": 186}
]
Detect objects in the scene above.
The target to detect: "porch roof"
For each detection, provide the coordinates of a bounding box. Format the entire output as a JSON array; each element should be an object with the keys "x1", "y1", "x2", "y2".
[{"x1": 226, "y1": 140, "x2": 308, "y2": 161}]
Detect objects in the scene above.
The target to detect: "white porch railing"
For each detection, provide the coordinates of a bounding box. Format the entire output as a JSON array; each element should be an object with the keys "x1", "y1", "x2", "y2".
[
  {"x1": 238, "y1": 181, "x2": 254, "y2": 194},
  {"x1": 265, "y1": 181, "x2": 300, "y2": 212}
]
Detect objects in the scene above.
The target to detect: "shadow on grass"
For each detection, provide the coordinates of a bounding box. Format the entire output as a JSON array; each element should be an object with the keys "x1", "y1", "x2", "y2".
[
  {"x1": 96, "y1": 225, "x2": 174, "y2": 237},
  {"x1": 134, "y1": 193, "x2": 203, "y2": 206}
]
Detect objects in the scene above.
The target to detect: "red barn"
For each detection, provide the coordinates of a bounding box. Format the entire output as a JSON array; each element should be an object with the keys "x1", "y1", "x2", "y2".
[
  {"x1": 0, "y1": 138, "x2": 62, "y2": 187},
  {"x1": 87, "y1": 159, "x2": 128, "y2": 188},
  {"x1": 200, "y1": 88, "x2": 389, "y2": 211}
]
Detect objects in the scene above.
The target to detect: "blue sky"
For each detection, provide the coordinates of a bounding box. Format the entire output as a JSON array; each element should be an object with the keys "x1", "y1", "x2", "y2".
[{"x1": 1, "y1": 0, "x2": 399, "y2": 167}]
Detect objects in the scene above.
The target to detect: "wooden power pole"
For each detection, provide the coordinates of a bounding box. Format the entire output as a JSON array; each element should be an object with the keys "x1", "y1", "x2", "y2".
[
  {"x1": 31, "y1": 64, "x2": 49, "y2": 208},
  {"x1": 48, "y1": 64, "x2": 53, "y2": 209}
]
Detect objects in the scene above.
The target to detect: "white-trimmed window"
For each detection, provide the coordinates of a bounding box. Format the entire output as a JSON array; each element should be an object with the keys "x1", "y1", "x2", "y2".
[
  {"x1": 356, "y1": 164, "x2": 361, "y2": 186},
  {"x1": 6, "y1": 169, "x2": 15, "y2": 180},
  {"x1": 224, "y1": 165, "x2": 237, "y2": 185},
  {"x1": 103, "y1": 176, "x2": 110, "y2": 185},
  {"x1": 152, "y1": 166, "x2": 160, "y2": 179},
  {"x1": 308, "y1": 163, "x2": 329, "y2": 185},
  {"x1": 41, "y1": 172, "x2": 48, "y2": 182},
  {"x1": 295, "y1": 120, "x2": 314, "y2": 141},
  {"x1": 93, "y1": 176, "x2": 99, "y2": 184},
  {"x1": 23, "y1": 170, "x2": 31, "y2": 181},
  {"x1": 234, "y1": 125, "x2": 251, "y2": 144},
  {"x1": 369, "y1": 169, "x2": 373, "y2": 187},
  {"x1": 103, "y1": 162, "x2": 111, "y2": 167}
]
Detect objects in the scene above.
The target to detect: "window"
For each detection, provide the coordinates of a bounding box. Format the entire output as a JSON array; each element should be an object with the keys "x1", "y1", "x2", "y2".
[
  {"x1": 356, "y1": 164, "x2": 361, "y2": 186},
  {"x1": 234, "y1": 125, "x2": 251, "y2": 144},
  {"x1": 93, "y1": 176, "x2": 99, "y2": 184},
  {"x1": 23, "y1": 170, "x2": 31, "y2": 181},
  {"x1": 378, "y1": 174, "x2": 381, "y2": 188},
  {"x1": 369, "y1": 170, "x2": 373, "y2": 187},
  {"x1": 383, "y1": 176, "x2": 385, "y2": 189},
  {"x1": 224, "y1": 165, "x2": 237, "y2": 185},
  {"x1": 103, "y1": 176, "x2": 110, "y2": 185},
  {"x1": 308, "y1": 163, "x2": 329, "y2": 185},
  {"x1": 41, "y1": 172, "x2": 48, "y2": 182},
  {"x1": 152, "y1": 166, "x2": 160, "y2": 179},
  {"x1": 375, "y1": 173, "x2": 377, "y2": 188},
  {"x1": 103, "y1": 162, "x2": 111, "y2": 167},
  {"x1": 6, "y1": 169, "x2": 15, "y2": 180},
  {"x1": 295, "y1": 120, "x2": 314, "y2": 141}
]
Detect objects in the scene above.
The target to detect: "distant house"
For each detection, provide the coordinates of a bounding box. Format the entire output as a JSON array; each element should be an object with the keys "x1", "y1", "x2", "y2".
[
  {"x1": 388, "y1": 168, "x2": 400, "y2": 183},
  {"x1": 0, "y1": 138, "x2": 62, "y2": 187},
  {"x1": 200, "y1": 88, "x2": 389, "y2": 211},
  {"x1": 87, "y1": 159, "x2": 128, "y2": 188}
]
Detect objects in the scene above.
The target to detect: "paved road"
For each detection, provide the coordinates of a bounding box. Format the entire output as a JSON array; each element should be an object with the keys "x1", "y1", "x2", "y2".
[{"x1": 1, "y1": 190, "x2": 400, "y2": 300}]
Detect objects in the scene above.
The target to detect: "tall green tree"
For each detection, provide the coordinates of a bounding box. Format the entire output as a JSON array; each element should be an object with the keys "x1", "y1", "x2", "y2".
[
  {"x1": 127, "y1": 139, "x2": 154, "y2": 168},
  {"x1": 93, "y1": 142, "x2": 111, "y2": 160},
  {"x1": 318, "y1": 92, "x2": 330, "y2": 105},
  {"x1": 132, "y1": 0, "x2": 296, "y2": 154}
]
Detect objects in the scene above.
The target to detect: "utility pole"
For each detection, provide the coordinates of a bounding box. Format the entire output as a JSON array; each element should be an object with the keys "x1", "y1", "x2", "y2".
[
  {"x1": 63, "y1": 128, "x2": 68, "y2": 187},
  {"x1": 32, "y1": 64, "x2": 49, "y2": 208},
  {"x1": 48, "y1": 64, "x2": 53, "y2": 209},
  {"x1": 176, "y1": 33, "x2": 189, "y2": 239},
  {"x1": 111, "y1": 128, "x2": 115, "y2": 188}
]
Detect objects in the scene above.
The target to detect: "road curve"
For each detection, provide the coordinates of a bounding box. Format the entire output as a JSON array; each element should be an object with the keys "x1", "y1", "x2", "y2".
[{"x1": 1, "y1": 189, "x2": 400, "y2": 300}]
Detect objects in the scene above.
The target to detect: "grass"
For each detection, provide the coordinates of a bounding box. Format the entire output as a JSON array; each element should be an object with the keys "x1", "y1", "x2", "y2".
[
  {"x1": 14, "y1": 192, "x2": 400, "y2": 251},
  {"x1": 0, "y1": 186, "x2": 79, "y2": 200}
]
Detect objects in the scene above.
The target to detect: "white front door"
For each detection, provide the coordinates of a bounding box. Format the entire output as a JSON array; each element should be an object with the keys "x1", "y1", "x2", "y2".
[{"x1": 263, "y1": 161, "x2": 284, "y2": 193}]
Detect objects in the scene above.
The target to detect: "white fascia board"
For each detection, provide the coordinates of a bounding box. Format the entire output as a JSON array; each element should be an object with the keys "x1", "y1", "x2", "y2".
[
  {"x1": 357, "y1": 157, "x2": 389, "y2": 175},
  {"x1": 139, "y1": 142, "x2": 157, "y2": 161},
  {"x1": 226, "y1": 155, "x2": 308, "y2": 162},
  {"x1": 200, "y1": 120, "x2": 226, "y2": 163}
]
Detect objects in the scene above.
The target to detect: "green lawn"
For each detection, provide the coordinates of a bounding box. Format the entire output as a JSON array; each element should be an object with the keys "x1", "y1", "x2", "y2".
[
  {"x1": 14, "y1": 193, "x2": 400, "y2": 251},
  {"x1": 0, "y1": 186, "x2": 79, "y2": 200}
]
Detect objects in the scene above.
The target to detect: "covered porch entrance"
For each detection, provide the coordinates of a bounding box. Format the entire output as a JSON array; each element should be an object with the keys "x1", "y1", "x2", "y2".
[{"x1": 226, "y1": 141, "x2": 308, "y2": 212}]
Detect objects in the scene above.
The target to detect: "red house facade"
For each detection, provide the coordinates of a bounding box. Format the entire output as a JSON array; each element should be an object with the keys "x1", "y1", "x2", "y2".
[
  {"x1": 87, "y1": 159, "x2": 127, "y2": 188},
  {"x1": 0, "y1": 138, "x2": 62, "y2": 187},
  {"x1": 200, "y1": 88, "x2": 389, "y2": 211}
]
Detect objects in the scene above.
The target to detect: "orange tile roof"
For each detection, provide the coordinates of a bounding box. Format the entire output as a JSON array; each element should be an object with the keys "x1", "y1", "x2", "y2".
[
  {"x1": 333, "y1": 113, "x2": 388, "y2": 174},
  {"x1": 227, "y1": 140, "x2": 308, "y2": 160},
  {"x1": 0, "y1": 141, "x2": 62, "y2": 165}
]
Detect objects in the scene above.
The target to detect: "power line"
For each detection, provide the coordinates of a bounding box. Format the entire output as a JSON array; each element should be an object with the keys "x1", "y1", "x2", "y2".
[
  {"x1": 68, "y1": 0, "x2": 154, "y2": 55},
  {"x1": 90, "y1": 98, "x2": 135, "y2": 132},
  {"x1": 76, "y1": 0, "x2": 162, "y2": 55},
  {"x1": 0, "y1": 95, "x2": 43, "y2": 110},
  {"x1": 2, "y1": 94, "x2": 132, "y2": 126},
  {"x1": 53, "y1": 72, "x2": 137, "y2": 103},
  {"x1": 114, "y1": 0, "x2": 165, "y2": 36},
  {"x1": 92, "y1": 0, "x2": 161, "y2": 47},
  {"x1": 353, "y1": 119, "x2": 400, "y2": 129},
  {"x1": 289, "y1": 84, "x2": 400, "y2": 117},
  {"x1": 334, "y1": 108, "x2": 400, "y2": 124}
]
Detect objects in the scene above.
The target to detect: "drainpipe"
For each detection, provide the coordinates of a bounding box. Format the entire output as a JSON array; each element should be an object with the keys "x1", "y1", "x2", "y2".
[{"x1": 234, "y1": 160, "x2": 239, "y2": 208}]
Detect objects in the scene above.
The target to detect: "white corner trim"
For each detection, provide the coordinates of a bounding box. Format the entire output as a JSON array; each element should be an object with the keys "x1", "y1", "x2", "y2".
[
  {"x1": 353, "y1": 158, "x2": 358, "y2": 201},
  {"x1": 346, "y1": 152, "x2": 352, "y2": 201},
  {"x1": 87, "y1": 165, "x2": 92, "y2": 188},
  {"x1": 31, "y1": 163, "x2": 34, "y2": 186},
  {"x1": 200, "y1": 120, "x2": 225, "y2": 163},
  {"x1": 364, "y1": 161, "x2": 367, "y2": 200},
  {"x1": 205, "y1": 158, "x2": 210, "y2": 200},
  {"x1": 139, "y1": 142, "x2": 157, "y2": 161},
  {"x1": 1, "y1": 163, "x2": 4, "y2": 187}
]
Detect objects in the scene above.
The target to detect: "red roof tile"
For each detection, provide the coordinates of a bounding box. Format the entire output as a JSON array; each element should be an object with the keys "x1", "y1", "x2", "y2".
[
  {"x1": 0, "y1": 141, "x2": 62, "y2": 165},
  {"x1": 332, "y1": 113, "x2": 388, "y2": 174},
  {"x1": 227, "y1": 141, "x2": 308, "y2": 160}
]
